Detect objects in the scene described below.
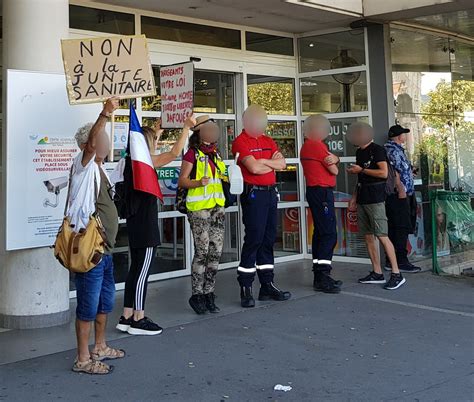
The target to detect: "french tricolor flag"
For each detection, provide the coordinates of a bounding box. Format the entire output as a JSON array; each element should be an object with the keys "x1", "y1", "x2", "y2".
[{"x1": 128, "y1": 104, "x2": 163, "y2": 201}]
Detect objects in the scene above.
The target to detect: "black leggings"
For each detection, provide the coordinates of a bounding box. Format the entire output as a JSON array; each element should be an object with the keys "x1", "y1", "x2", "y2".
[{"x1": 124, "y1": 247, "x2": 155, "y2": 311}]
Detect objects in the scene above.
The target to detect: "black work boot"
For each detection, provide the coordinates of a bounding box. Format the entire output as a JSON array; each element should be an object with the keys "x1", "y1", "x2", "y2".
[
  {"x1": 204, "y1": 293, "x2": 220, "y2": 313},
  {"x1": 313, "y1": 271, "x2": 341, "y2": 294},
  {"x1": 258, "y1": 283, "x2": 291, "y2": 301},
  {"x1": 189, "y1": 294, "x2": 207, "y2": 315},
  {"x1": 240, "y1": 287, "x2": 255, "y2": 308}
]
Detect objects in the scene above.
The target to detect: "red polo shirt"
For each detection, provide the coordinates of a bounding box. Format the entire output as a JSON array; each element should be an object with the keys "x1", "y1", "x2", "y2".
[
  {"x1": 232, "y1": 130, "x2": 279, "y2": 186},
  {"x1": 300, "y1": 138, "x2": 336, "y2": 187}
]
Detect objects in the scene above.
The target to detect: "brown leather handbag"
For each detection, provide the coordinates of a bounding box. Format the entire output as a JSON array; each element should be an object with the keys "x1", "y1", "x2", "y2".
[{"x1": 53, "y1": 168, "x2": 106, "y2": 273}]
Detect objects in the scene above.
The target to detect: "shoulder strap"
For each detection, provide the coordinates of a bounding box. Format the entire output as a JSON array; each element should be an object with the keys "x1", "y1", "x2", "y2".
[
  {"x1": 190, "y1": 147, "x2": 199, "y2": 180},
  {"x1": 208, "y1": 151, "x2": 225, "y2": 175},
  {"x1": 63, "y1": 166, "x2": 74, "y2": 216}
]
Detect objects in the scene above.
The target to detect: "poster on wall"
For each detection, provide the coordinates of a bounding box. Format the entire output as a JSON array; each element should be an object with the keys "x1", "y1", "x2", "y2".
[
  {"x1": 6, "y1": 70, "x2": 102, "y2": 250},
  {"x1": 160, "y1": 62, "x2": 194, "y2": 128},
  {"x1": 61, "y1": 35, "x2": 156, "y2": 104}
]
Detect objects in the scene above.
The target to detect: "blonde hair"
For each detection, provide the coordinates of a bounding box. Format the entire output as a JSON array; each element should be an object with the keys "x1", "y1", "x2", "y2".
[{"x1": 141, "y1": 126, "x2": 156, "y2": 152}]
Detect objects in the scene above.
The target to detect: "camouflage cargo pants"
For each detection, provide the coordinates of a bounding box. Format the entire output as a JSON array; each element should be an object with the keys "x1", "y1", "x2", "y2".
[{"x1": 187, "y1": 206, "x2": 225, "y2": 295}]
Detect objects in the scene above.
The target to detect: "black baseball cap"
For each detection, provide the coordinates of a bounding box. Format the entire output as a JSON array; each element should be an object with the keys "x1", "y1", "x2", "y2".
[{"x1": 388, "y1": 124, "x2": 410, "y2": 138}]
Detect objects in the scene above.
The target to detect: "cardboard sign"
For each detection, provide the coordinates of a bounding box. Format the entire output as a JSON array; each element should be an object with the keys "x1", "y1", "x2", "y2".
[
  {"x1": 160, "y1": 62, "x2": 194, "y2": 128},
  {"x1": 61, "y1": 35, "x2": 156, "y2": 104}
]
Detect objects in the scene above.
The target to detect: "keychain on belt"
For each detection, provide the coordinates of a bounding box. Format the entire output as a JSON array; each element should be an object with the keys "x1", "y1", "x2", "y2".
[
  {"x1": 323, "y1": 202, "x2": 329, "y2": 216},
  {"x1": 275, "y1": 187, "x2": 281, "y2": 202}
]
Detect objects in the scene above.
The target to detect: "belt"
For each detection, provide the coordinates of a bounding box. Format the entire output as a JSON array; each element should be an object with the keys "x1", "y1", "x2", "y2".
[{"x1": 244, "y1": 184, "x2": 277, "y2": 191}]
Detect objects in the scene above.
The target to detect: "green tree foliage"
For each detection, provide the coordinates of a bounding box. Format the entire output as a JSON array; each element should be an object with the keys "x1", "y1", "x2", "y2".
[{"x1": 417, "y1": 79, "x2": 474, "y2": 186}]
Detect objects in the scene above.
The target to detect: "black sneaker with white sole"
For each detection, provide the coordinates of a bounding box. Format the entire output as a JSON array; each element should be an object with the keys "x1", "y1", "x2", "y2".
[
  {"x1": 116, "y1": 316, "x2": 133, "y2": 333},
  {"x1": 384, "y1": 273, "x2": 406, "y2": 290},
  {"x1": 384, "y1": 262, "x2": 421, "y2": 273},
  {"x1": 127, "y1": 317, "x2": 163, "y2": 336},
  {"x1": 358, "y1": 271, "x2": 386, "y2": 284}
]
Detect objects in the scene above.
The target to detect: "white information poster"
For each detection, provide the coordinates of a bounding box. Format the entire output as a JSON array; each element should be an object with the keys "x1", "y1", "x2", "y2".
[
  {"x1": 6, "y1": 70, "x2": 102, "y2": 250},
  {"x1": 160, "y1": 62, "x2": 194, "y2": 128}
]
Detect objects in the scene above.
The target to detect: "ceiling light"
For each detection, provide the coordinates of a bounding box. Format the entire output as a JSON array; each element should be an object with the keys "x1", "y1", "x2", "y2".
[{"x1": 309, "y1": 43, "x2": 314, "y2": 47}]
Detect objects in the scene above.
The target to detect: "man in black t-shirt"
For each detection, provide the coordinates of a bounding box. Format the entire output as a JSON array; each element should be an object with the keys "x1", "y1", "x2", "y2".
[{"x1": 346, "y1": 122, "x2": 406, "y2": 290}]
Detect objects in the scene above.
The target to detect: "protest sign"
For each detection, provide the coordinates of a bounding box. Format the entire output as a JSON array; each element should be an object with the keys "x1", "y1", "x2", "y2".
[
  {"x1": 160, "y1": 62, "x2": 194, "y2": 128},
  {"x1": 61, "y1": 35, "x2": 156, "y2": 104}
]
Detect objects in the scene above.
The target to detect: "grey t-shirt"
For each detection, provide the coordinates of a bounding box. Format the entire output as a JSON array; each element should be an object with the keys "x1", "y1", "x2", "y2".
[{"x1": 97, "y1": 168, "x2": 118, "y2": 254}]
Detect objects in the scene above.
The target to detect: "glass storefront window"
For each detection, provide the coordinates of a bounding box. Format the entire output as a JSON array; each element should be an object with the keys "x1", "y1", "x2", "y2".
[
  {"x1": 194, "y1": 71, "x2": 235, "y2": 114},
  {"x1": 277, "y1": 164, "x2": 299, "y2": 202},
  {"x1": 143, "y1": 68, "x2": 235, "y2": 114},
  {"x1": 300, "y1": 72, "x2": 368, "y2": 114},
  {"x1": 111, "y1": 116, "x2": 129, "y2": 161},
  {"x1": 245, "y1": 32, "x2": 294, "y2": 56},
  {"x1": 220, "y1": 212, "x2": 240, "y2": 263},
  {"x1": 69, "y1": 5, "x2": 135, "y2": 35},
  {"x1": 298, "y1": 30, "x2": 366, "y2": 73},
  {"x1": 266, "y1": 121, "x2": 297, "y2": 158},
  {"x1": 306, "y1": 207, "x2": 368, "y2": 258},
  {"x1": 215, "y1": 120, "x2": 235, "y2": 160},
  {"x1": 152, "y1": 216, "x2": 186, "y2": 274},
  {"x1": 391, "y1": 29, "x2": 453, "y2": 116},
  {"x1": 247, "y1": 75, "x2": 295, "y2": 115},
  {"x1": 112, "y1": 223, "x2": 131, "y2": 284},
  {"x1": 141, "y1": 16, "x2": 241, "y2": 49},
  {"x1": 275, "y1": 208, "x2": 301, "y2": 257},
  {"x1": 326, "y1": 116, "x2": 369, "y2": 158}
]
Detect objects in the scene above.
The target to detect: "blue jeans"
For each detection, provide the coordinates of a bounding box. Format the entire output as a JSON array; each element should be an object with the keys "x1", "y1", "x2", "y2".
[{"x1": 75, "y1": 255, "x2": 115, "y2": 321}]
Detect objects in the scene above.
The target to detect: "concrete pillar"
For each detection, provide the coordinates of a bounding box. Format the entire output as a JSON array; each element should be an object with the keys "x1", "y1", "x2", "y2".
[
  {"x1": 0, "y1": 0, "x2": 70, "y2": 329},
  {"x1": 366, "y1": 23, "x2": 395, "y2": 144}
]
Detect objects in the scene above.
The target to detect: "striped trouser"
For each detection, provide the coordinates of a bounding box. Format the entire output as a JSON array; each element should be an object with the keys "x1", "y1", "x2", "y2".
[{"x1": 124, "y1": 247, "x2": 155, "y2": 311}]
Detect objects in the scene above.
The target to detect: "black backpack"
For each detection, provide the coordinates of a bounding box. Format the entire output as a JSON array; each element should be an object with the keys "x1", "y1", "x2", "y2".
[{"x1": 366, "y1": 146, "x2": 397, "y2": 196}]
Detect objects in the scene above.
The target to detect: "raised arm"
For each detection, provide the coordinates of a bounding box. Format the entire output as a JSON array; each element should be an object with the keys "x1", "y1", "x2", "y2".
[
  {"x1": 82, "y1": 97, "x2": 119, "y2": 166},
  {"x1": 151, "y1": 116, "x2": 196, "y2": 168}
]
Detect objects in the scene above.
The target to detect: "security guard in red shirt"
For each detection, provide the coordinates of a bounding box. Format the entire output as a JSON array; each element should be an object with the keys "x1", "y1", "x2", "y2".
[
  {"x1": 300, "y1": 115, "x2": 342, "y2": 294},
  {"x1": 232, "y1": 105, "x2": 291, "y2": 308}
]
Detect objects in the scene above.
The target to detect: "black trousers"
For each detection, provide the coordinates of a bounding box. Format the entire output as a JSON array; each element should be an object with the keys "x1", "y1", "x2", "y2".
[
  {"x1": 306, "y1": 186, "x2": 337, "y2": 273},
  {"x1": 237, "y1": 188, "x2": 278, "y2": 287},
  {"x1": 385, "y1": 194, "x2": 415, "y2": 266},
  {"x1": 124, "y1": 247, "x2": 155, "y2": 311}
]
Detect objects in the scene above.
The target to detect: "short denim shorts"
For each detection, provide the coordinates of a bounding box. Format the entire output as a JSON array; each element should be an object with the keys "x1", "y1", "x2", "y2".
[{"x1": 75, "y1": 254, "x2": 115, "y2": 321}]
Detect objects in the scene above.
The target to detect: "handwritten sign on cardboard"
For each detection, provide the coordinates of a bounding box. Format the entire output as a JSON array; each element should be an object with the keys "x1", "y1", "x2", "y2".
[
  {"x1": 61, "y1": 35, "x2": 156, "y2": 104},
  {"x1": 160, "y1": 62, "x2": 194, "y2": 128}
]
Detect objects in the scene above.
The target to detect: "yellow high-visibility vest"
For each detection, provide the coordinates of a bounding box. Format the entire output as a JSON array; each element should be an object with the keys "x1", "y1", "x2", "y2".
[{"x1": 186, "y1": 149, "x2": 226, "y2": 212}]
